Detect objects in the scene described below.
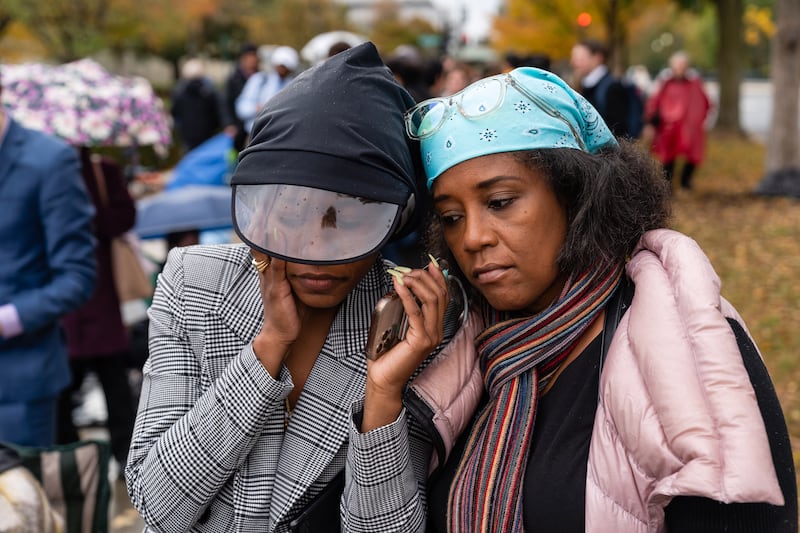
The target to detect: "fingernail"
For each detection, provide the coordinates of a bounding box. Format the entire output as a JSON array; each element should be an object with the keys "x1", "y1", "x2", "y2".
[
  {"x1": 427, "y1": 254, "x2": 440, "y2": 268},
  {"x1": 387, "y1": 269, "x2": 405, "y2": 285},
  {"x1": 393, "y1": 266, "x2": 412, "y2": 273}
]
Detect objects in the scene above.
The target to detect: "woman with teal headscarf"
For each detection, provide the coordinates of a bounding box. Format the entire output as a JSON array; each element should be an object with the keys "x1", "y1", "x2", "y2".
[{"x1": 406, "y1": 67, "x2": 796, "y2": 532}]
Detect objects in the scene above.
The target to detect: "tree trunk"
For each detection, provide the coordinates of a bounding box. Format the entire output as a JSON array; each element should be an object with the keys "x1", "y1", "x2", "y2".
[
  {"x1": 713, "y1": 0, "x2": 743, "y2": 134},
  {"x1": 604, "y1": 0, "x2": 619, "y2": 71},
  {"x1": 756, "y1": 0, "x2": 800, "y2": 197},
  {"x1": 0, "y1": 15, "x2": 12, "y2": 37}
]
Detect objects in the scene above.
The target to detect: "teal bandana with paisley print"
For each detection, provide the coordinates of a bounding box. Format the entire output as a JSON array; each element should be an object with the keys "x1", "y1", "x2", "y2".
[{"x1": 405, "y1": 67, "x2": 619, "y2": 187}]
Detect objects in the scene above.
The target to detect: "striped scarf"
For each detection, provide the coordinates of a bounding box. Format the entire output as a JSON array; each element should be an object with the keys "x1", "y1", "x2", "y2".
[{"x1": 447, "y1": 264, "x2": 622, "y2": 532}]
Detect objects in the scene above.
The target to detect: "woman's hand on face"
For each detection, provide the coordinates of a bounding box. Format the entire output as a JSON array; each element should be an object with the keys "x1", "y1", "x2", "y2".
[
  {"x1": 251, "y1": 250, "x2": 304, "y2": 374},
  {"x1": 363, "y1": 259, "x2": 449, "y2": 429}
]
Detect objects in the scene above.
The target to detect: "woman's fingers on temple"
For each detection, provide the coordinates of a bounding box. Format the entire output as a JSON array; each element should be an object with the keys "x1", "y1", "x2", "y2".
[{"x1": 269, "y1": 257, "x2": 287, "y2": 281}]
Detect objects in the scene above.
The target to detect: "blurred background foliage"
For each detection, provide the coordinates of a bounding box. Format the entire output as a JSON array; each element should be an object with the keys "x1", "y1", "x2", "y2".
[
  {"x1": 0, "y1": 0, "x2": 776, "y2": 78},
  {"x1": 0, "y1": 0, "x2": 786, "y2": 172},
  {"x1": 0, "y1": 0, "x2": 436, "y2": 71},
  {"x1": 493, "y1": 0, "x2": 774, "y2": 77}
]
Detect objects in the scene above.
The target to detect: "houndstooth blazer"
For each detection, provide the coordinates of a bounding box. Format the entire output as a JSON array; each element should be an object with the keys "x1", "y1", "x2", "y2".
[{"x1": 125, "y1": 244, "x2": 459, "y2": 532}]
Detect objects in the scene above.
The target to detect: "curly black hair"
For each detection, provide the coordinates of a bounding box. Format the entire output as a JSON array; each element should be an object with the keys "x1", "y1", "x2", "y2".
[{"x1": 423, "y1": 139, "x2": 671, "y2": 281}]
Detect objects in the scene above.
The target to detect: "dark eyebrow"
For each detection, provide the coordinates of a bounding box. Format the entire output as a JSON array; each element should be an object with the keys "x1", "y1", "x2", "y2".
[{"x1": 432, "y1": 175, "x2": 524, "y2": 204}]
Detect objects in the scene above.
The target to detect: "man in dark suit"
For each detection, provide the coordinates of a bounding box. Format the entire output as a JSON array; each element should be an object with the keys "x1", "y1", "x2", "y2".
[
  {"x1": 0, "y1": 84, "x2": 96, "y2": 447},
  {"x1": 570, "y1": 39, "x2": 631, "y2": 138}
]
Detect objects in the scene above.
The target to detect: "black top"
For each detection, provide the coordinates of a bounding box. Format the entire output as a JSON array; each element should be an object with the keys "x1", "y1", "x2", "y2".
[
  {"x1": 427, "y1": 319, "x2": 797, "y2": 532},
  {"x1": 521, "y1": 334, "x2": 602, "y2": 530},
  {"x1": 223, "y1": 66, "x2": 249, "y2": 129}
]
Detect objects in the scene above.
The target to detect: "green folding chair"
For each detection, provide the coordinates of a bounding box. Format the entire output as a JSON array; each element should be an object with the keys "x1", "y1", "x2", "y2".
[{"x1": 5, "y1": 440, "x2": 111, "y2": 533}]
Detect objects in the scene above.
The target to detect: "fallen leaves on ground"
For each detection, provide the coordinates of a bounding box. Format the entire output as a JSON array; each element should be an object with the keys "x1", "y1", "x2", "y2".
[{"x1": 668, "y1": 131, "x2": 800, "y2": 486}]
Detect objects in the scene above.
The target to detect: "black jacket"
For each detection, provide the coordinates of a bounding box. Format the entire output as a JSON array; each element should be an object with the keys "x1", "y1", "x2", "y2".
[
  {"x1": 170, "y1": 78, "x2": 223, "y2": 150},
  {"x1": 581, "y1": 72, "x2": 629, "y2": 138}
]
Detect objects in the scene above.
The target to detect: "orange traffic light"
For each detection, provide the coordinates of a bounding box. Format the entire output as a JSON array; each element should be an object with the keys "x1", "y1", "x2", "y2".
[{"x1": 577, "y1": 12, "x2": 592, "y2": 27}]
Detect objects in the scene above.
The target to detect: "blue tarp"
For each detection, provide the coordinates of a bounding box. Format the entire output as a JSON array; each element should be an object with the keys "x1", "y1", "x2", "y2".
[
  {"x1": 133, "y1": 185, "x2": 233, "y2": 239},
  {"x1": 166, "y1": 133, "x2": 235, "y2": 191}
]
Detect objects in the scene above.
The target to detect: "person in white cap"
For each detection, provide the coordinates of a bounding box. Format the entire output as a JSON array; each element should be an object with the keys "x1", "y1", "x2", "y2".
[{"x1": 235, "y1": 45, "x2": 299, "y2": 137}]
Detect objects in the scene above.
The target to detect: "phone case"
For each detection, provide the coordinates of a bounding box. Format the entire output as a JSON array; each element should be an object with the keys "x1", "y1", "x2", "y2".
[{"x1": 365, "y1": 292, "x2": 409, "y2": 360}]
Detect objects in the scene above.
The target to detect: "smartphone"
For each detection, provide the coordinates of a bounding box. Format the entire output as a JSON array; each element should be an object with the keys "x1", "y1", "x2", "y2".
[
  {"x1": 365, "y1": 292, "x2": 409, "y2": 360},
  {"x1": 365, "y1": 261, "x2": 468, "y2": 361}
]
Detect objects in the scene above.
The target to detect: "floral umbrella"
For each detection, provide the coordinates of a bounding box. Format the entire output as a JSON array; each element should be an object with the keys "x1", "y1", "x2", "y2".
[{"x1": 0, "y1": 58, "x2": 171, "y2": 155}]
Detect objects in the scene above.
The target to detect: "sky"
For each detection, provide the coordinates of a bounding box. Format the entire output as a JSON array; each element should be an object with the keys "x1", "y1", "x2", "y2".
[{"x1": 430, "y1": 0, "x2": 502, "y2": 42}]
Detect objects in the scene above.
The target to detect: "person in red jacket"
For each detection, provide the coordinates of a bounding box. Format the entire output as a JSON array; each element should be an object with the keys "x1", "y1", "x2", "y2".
[{"x1": 643, "y1": 51, "x2": 712, "y2": 191}]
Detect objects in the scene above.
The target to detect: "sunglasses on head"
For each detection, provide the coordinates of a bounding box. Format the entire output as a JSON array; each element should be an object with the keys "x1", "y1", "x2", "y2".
[{"x1": 404, "y1": 73, "x2": 587, "y2": 151}]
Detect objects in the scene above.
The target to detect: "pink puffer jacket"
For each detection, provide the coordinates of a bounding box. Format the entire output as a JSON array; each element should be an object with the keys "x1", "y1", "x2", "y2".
[
  {"x1": 406, "y1": 308, "x2": 484, "y2": 474},
  {"x1": 586, "y1": 229, "x2": 784, "y2": 532}
]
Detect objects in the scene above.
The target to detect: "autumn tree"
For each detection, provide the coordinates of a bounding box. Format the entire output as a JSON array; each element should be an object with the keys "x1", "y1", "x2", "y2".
[
  {"x1": 1, "y1": 0, "x2": 350, "y2": 70},
  {"x1": 492, "y1": 0, "x2": 753, "y2": 135},
  {"x1": 0, "y1": 0, "x2": 224, "y2": 65},
  {"x1": 239, "y1": 0, "x2": 350, "y2": 51},
  {"x1": 756, "y1": 0, "x2": 800, "y2": 197},
  {"x1": 491, "y1": 0, "x2": 663, "y2": 72},
  {"x1": 666, "y1": 0, "x2": 771, "y2": 133},
  {"x1": 0, "y1": 8, "x2": 12, "y2": 38},
  {"x1": 129, "y1": 0, "x2": 243, "y2": 74},
  {"x1": 367, "y1": 0, "x2": 439, "y2": 57},
  {"x1": 491, "y1": 1, "x2": 577, "y2": 62},
  {"x1": 2, "y1": 0, "x2": 142, "y2": 61},
  {"x1": 743, "y1": 3, "x2": 774, "y2": 76}
]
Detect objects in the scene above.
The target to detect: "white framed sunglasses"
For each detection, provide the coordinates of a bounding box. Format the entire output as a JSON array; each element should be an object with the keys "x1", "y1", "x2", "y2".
[{"x1": 404, "y1": 73, "x2": 587, "y2": 151}]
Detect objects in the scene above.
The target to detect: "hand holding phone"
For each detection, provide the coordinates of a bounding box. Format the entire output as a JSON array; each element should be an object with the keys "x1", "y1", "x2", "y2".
[
  {"x1": 361, "y1": 259, "x2": 467, "y2": 432},
  {"x1": 365, "y1": 262, "x2": 468, "y2": 361}
]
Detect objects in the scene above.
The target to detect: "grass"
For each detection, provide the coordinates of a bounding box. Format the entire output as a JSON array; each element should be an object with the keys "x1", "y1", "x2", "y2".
[{"x1": 664, "y1": 131, "x2": 800, "y2": 483}]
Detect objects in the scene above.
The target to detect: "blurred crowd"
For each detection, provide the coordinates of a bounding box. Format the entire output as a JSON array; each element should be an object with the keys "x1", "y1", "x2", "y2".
[{"x1": 147, "y1": 37, "x2": 713, "y2": 199}]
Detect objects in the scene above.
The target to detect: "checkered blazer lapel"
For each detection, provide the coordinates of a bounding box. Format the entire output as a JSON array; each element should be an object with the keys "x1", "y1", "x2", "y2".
[
  {"x1": 269, "y1": 354, "x2": 365, "y2": 526},
  {"x1": 269, "y1": 260, "x2": 389, "y2": 527},
  {"x1": 207, "y1": 253, "x2": 391, "y2": 528},
  {"x1": 214, "y1": 258, "x2": 264, "y2": 346}
]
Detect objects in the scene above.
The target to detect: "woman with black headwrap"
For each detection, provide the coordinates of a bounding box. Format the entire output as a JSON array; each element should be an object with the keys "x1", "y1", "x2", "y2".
[{"x1": 126, "y1": 43, "x2": 470, "y2": 533}]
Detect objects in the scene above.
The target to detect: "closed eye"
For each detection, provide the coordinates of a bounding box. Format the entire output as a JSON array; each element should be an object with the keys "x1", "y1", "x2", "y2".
[
  {"x1": 488, "y1": 197, "x2": 514, "y2": 210},
  {"x1": 437, "y1": 211, "x2": 462, "y2": 227}
]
